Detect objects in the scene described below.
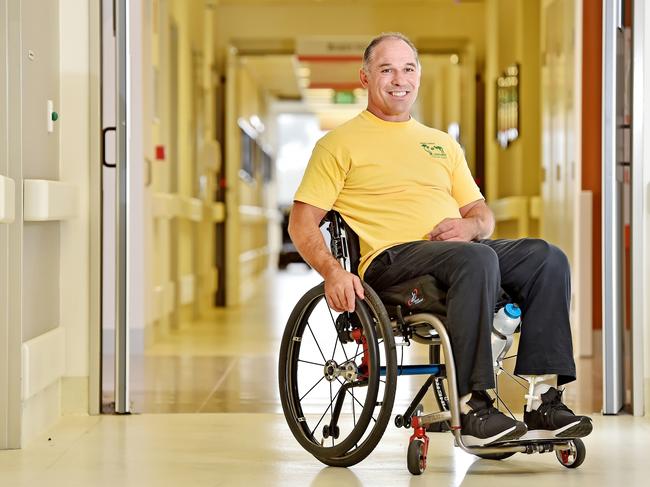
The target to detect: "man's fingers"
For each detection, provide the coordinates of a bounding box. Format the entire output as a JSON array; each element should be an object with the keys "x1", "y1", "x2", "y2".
[
  {"x1": 429, "y1": 218, "x2": 462, "y2": 239},
  {"x1": 434, "y1": 229, "x2": 458, "y2": 241},
  {"x1": 353, "y1": 276, "x2": 365, "y2": 300},
  {"x1": 344, "y1": 285, "x2": 356, "y2": 312}
]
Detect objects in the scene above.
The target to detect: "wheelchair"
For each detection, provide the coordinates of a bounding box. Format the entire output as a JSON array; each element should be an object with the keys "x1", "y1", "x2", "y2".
[{"x1": 278, "y1": 211, "x2": 587, "y2": 475}]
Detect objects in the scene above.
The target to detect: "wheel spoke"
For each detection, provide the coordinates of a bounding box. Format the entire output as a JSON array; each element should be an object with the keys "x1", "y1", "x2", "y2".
[
  {"x1": 306, "y1": 321, "x2": 328, "y2": 363},
  {"x1": 299, "y1": 375, "x2": 326, "y2": 402},
  {"x1": 309, "y1": 383, "x2": 344, "y2": 439},
  {"x1": 298, "y1": 359, "x2": 325, "y2": 367},
  {"x1": 498, "y1": 366, "x2": 529, "y2": 389},
  {"x1": 348, "y1": 346, "x2": 365, "y2": 362},
  {"x1": 352, "y1": 383, "x2": 356, "y2": 427},
  {"x1": 492, "y1": 387, "x2": 517, "y2": 419},
  {"x1": 336, "y1": 377, "x2": 377, "y2": 423},
  {"x1": 327, "y1": 307, "x2": 340, "y2": 361},
  {"x1": 331, "y1": 333, "x2": 339, "y2": 362}
]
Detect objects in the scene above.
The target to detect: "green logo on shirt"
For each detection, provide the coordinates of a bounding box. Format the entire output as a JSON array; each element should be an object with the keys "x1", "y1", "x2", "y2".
[{"x1": 420, "y1": 143, "x2": 446, "y2": 158}]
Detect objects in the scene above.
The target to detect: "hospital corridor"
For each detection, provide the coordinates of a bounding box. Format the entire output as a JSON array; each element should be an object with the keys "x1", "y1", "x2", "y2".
[{"x1": 2, "y1": 0, "x2": 650, "y2": 486}]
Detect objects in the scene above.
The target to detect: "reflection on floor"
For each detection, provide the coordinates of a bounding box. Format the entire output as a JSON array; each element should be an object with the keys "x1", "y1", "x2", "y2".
[
  {"x1": 123, "y1": 266, "x2": 602, "y2": 415},
  {"x1": 5, "y1": 267, "x2": 643, "y2": 486},
  {"x1": 2, "y1": 412, "x2": 649, "y2": 486}
]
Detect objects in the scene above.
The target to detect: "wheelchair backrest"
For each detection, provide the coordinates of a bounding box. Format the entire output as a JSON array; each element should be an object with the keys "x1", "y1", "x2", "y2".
[{"x1": 323, "y1": 211, "x2": 361, "y2": 276}]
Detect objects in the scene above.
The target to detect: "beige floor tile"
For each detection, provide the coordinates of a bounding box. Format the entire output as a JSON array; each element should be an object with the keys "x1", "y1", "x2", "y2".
[{"x1": 1, "y1": 413, "x2": 648, "y2": 487}]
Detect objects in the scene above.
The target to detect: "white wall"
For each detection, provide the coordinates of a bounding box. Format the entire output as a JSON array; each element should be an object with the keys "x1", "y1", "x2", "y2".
[{"x1": 59, "y1": 0, "x2": 90, "y2": 390}]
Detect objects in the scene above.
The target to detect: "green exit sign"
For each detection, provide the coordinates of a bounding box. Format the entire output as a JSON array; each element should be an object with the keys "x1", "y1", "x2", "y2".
[{"x1": 333, "y1": 91, "x2": 356, "y2": 104}]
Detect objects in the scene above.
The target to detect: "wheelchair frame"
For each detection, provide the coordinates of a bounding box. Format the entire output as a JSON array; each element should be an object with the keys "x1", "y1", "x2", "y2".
[{"x1": 279, "y1": 211, "x2": 586, "y2": 475}]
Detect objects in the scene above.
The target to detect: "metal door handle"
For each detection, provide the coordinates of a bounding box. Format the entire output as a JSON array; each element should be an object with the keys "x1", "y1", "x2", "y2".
[{"x1": 102, "y1": 126, "x2": 116, "y2": 168}]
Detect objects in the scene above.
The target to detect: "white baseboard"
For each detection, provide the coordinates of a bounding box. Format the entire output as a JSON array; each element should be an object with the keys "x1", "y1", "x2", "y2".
[
  {"x1": 21, "y1": 380, "x2": 60, "y2": 446},
  {"x1": 61, "y1": 377, "x2": 89, "y2": 415},
  {"x1": 22, "y1": 327, "x2": 65, "y2": 401}
]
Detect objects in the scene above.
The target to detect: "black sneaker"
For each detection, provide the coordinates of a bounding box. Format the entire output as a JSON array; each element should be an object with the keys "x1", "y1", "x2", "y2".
[
  {"x1": 460, "y1": 391, "x2": 527, "y2": 446},
  {"x1": 522, "y1": 387, "x2": 593, "y2": 440}
]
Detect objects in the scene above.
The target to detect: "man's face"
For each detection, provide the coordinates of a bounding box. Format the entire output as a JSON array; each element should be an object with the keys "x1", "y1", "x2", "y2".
[{"x1": 359, "y1": 38, "x2": 421, "y2": 122}]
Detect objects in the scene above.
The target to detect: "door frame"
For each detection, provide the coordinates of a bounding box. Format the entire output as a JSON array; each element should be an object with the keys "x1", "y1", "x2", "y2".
[
  {"x1": 631, "y1": 0, "x2": 648, "y2": 416},
  {"x1": 0, "y1": 0, "x2": 23, "y2": 449},
  {"x1": 602, "y1": 0, "x2": 625, "y2": 415},
  {"x1": 89, "y1": 0, "x2": 102, "y2": 416}
]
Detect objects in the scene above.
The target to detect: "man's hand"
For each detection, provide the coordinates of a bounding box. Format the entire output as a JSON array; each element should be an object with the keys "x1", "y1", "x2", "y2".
[
  {"x1": 426, "y1": 217, "x2": 478, "y2": 242},
  {"x1": 323, "y1": 266, "x2": 365, "y2": 312},
  {"x1": 426, "y1": 200, "x2": 495, "y2": 242}
]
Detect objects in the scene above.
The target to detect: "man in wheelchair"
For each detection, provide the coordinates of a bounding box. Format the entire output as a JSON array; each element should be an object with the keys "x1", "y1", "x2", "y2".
[{"x1": 288, "y1": 32, "x2": 592, "y2": 448}]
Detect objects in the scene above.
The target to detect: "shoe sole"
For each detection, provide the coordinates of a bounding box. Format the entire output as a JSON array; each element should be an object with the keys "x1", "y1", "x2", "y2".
[
  {"x1": 461, "y1": 422, "x2": 527, "y2": 447},
  {"x1": 520, "y1": 417, "x2": 593, "y2": 441}
]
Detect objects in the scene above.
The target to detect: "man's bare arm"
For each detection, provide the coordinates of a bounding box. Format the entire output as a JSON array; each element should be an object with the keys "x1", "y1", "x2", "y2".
[
  {"x1": 426, "y1": 199, "x2": 494, "y2": 241},
  {"x1": 288, "y1": 201, "x2": 364, "y2": 311}
]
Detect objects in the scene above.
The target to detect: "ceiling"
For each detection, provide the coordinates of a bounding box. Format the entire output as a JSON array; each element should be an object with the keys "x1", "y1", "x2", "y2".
[
  {"x1": 242, "y1": 52, "x2": 458, "y2": 129},
  {"x1": 218, "y1": 0, "x2": 481, "y2": 5}
]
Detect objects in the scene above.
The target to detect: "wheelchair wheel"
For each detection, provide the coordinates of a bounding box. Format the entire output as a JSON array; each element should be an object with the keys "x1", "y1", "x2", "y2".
[
  {"x1": 279, "y1": 282, "x2": 397, "y2": 465},
  {"x1": 407, "y1": 439, "x2": 426, "y2": 475},
  {"x1": 556, "y1": 438, "x2": 586, "y2": 468}
]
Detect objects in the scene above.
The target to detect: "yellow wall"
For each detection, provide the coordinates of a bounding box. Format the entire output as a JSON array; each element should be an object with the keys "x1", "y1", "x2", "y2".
[
  {"x1": 227, "y1": 56, "x2": 278, "y2": 305},
  {"x1": 146, "y1": 0, "x2": 221, "y2": 331},
  {"x1": 484, "y1": 0, "x2": 542, "y2": 238}
]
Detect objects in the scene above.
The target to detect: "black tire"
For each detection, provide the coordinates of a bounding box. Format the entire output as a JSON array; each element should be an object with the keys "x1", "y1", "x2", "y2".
[
  {"x1": 407, "y1": 440, "x2": 426, "y2": 475},
  {"x1": 314, "y1": 283, "x2": 398, "y2": 467},
  {"x1": 279, "y1": 282, "x2": 397, "y2": 465},
  {"x1": 556, "y1": 438, "x2": 586, "y2": 468},
  {"x1": 475, "y1": 452, "x2": 516, "y2": 461}
]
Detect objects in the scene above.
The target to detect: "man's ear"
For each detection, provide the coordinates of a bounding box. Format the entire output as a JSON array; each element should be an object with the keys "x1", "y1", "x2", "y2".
[{"x1": 359, "y1": 68, "x2": 368, "y2": 88}]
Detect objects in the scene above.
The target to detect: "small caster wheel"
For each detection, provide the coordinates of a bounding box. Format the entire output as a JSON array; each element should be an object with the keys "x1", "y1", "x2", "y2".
[
  {"x1": 404, "y1": 417, "x2": 412, "y2": 428},
  {"x1": 556, "y1": 438, "x2": 586, "y2": 468},
  {"x1": 395, "y1": 415, "x2": 404, "y2": 428},
  {"x1": 322, "y1": 424, "x2": 340, "y2": 439},
  {"x1": 407, "y1": 439, "x2": 427, "y2": 475}
]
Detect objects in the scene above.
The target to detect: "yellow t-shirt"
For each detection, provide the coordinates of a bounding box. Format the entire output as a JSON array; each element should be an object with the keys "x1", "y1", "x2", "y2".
[{"x1": 294, "y1": 110, "x2": 484, "y2": 278}]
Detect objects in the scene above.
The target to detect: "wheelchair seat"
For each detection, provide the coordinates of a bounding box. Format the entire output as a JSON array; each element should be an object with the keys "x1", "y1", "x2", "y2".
[{"x1": 322, "y1": 211, "x2": 511, "y2": 322}]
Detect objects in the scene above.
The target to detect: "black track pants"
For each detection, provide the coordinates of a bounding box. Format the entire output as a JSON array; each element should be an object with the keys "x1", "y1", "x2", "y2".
[{"x1": 363, "y1": 238, "x2": 576, "y2": 397}]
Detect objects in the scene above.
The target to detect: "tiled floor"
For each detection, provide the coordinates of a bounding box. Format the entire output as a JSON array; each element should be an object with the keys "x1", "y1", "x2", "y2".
[
  {"x1": 1, "y1": 412, "x2": 649, "y2": 486},
  {"x1": 4, "y1": 267, "x2": 640, "y2": 486}
]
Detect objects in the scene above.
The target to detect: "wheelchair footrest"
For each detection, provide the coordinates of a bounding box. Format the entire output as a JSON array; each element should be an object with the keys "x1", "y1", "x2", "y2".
[{"x1": 419, "y1": 410, "x2": 452, "y2": 426}]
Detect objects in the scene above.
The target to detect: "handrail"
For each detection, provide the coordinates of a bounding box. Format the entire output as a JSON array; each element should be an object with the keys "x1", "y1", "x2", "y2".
[{"x1": 490, "y1": 195, "x2": 530, "y2": 237}]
